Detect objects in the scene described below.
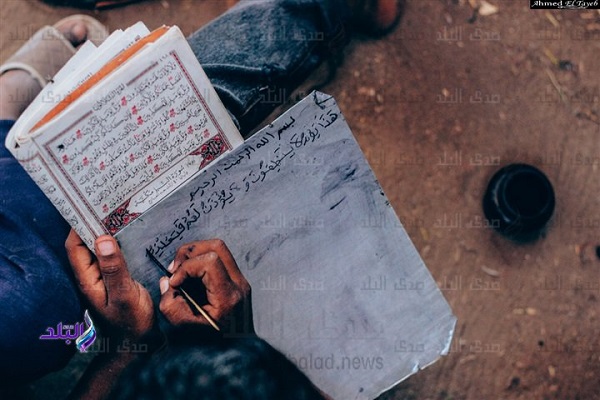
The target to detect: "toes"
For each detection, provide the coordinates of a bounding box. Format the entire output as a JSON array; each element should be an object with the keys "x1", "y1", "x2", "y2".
[
  {"x1": 375, "y1": 0, "x2": 401, "y2": 30},
  {"x1": 70, "y1": 22, "x2": 88, "y2": 44},
  {"x1": 55, "y1": 21, "x2": 88, "y2": 47}
]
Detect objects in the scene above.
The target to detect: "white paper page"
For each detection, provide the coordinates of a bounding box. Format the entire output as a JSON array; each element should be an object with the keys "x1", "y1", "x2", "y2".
[
  {"x1": 117, "y1": 92, "x2": 457, "y2": 400},
  {"x1": 53, "y1": 22, "x2": 150, "y2": 89},
  {"x1": 26, "y1": 26, "x2": 242, "y2": 249},
  {"x1": 6, "y1": 23, "x2": 151, "y2": 149},
  {"x1": 4, "y1": 41, "x2": 99, "y2": 150}
]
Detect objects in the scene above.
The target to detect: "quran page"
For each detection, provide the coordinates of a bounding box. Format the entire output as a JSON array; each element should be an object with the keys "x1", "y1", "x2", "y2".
[{"x1": 5, "y1": 25, "x2": 243, "y2": 250}]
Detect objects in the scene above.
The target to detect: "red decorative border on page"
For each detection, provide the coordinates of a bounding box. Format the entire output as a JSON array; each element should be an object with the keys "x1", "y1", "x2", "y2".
[
  {"x1": 170, "y1": 51, "x2": 233, "y2": 152},
  {"x1": 102, "y1": 199, "x2": 142, "y2": 235},
  {"x1": 41, "y1": 50, "x2": 233, "y2": 236},
  {"x1": 192, "y1": 133, "x2": 228, "y2": 170}
]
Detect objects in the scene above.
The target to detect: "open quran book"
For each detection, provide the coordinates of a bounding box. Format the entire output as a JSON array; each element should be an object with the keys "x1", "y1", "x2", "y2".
[
  {"x1": 5, "y1": 22, "x2": 243, "y2": 250},
  {"x1": 6, "y1": 22, "x2": 456, "y2": 400}
]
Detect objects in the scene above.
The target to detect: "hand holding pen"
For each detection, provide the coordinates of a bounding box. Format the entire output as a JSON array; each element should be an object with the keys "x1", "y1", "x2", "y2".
[{"x1": 157, "y1": 239, "x2": 255, "y2": 337}]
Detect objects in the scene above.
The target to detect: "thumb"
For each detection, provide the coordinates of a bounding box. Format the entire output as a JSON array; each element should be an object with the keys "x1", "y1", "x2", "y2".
[
  {"x1": 168, "y1": 265, "x2": 190, "y2": 288},
  {"x1": 95, "y1": 235, "x2": 132, "y2": 298}
]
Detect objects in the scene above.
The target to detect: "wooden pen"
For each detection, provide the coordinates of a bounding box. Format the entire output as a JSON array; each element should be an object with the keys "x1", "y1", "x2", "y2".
[{"x1": 146, "y1": 250, "x2": 220, "y2": 331}]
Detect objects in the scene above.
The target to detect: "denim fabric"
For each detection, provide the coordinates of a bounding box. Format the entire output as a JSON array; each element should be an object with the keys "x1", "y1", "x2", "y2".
[
  {"x1": 0, "y1": 120, "x2": 81, "y2": 383},
  {"x1": 0, "y1": 0, "x2": 350, "y2": 382},
  {"x1": 187, "y1": 0, "x2": 350, "y2": 136}
]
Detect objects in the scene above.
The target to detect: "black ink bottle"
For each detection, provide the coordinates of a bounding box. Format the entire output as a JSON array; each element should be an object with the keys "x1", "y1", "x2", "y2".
[{"x1": 483, "y1": 164, "x2": 555, "y2": 242}]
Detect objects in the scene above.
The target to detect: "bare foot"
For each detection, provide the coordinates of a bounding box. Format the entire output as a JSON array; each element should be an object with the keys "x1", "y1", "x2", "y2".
[
  {"x1": 0, "y1": 19, "x2": 88, "y2": 120},
  {"x1": 347, "y1": 0, "x2": 404, "y2": 36},
  {"x1": 374, "y1": 0, "x2": 402, "y2": 32}
]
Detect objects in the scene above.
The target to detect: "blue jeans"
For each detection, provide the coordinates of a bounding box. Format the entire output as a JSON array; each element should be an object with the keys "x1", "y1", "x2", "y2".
[{"x1": 0, "y1": 0, "x2": 349, "y2": 383}]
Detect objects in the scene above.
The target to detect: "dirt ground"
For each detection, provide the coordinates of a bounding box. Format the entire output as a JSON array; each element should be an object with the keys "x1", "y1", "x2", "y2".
[{"x1": 1, "y1": 0, "x2": 599, "y2": 399}]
